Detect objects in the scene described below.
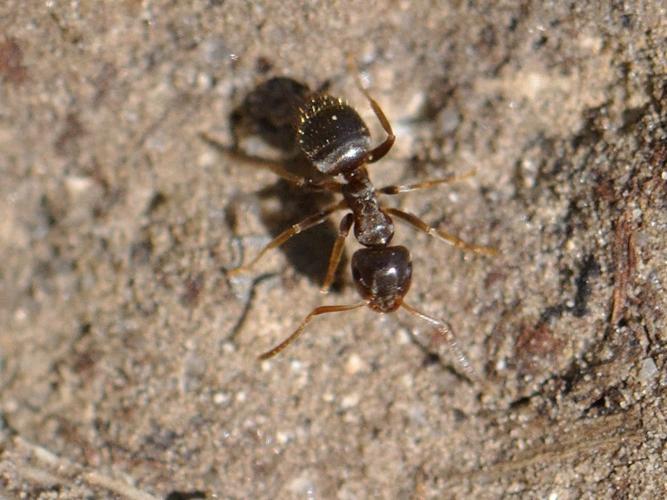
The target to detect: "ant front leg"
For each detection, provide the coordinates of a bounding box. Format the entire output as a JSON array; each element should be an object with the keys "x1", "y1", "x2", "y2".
[
  {"x1": 228, "y1": 200, "x2": 347, "y2": 276},
  {"x1": 386, "y1": 207, "x2": 498, "y2": 256}
]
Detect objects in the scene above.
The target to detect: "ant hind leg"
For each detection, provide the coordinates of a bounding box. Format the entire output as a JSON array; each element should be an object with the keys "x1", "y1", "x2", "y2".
[
  {"x1": 347, "y1": 57, "x2": 395, "y2": 164},
  {"x1": 200, "y1": 133, "x2": 343, "y2": 192},
  {"x1": 401, "y1": 301, "x2": 478, "y2": 383}
]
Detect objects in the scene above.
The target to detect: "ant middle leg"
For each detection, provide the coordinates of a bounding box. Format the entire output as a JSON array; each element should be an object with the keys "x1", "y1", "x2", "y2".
[
  {"x1": 228, "y1": 200, "x2": 347, "y2": 276},
  {"x1": 377, "y1": 170, "x2": 476, "y2": 195},
  {"x1": 320, "y1": 213, "x2": 354, "y2": 294},
  {"x1": 386, "y1": 207, "x2": 498, "y2": 256},
  {"x1": 258, "y1": 302, "x2": 366, "y2": 360}
]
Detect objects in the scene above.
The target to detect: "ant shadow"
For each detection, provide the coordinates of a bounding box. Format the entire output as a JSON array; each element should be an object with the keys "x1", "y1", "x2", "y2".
[{"x1": 229, "y1": 77, "x2": 346, "y2": 292}]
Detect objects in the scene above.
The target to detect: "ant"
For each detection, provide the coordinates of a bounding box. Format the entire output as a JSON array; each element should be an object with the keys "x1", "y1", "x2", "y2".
[{"x1": 216, "y1": 72, "x2": 497, "y2": 378}]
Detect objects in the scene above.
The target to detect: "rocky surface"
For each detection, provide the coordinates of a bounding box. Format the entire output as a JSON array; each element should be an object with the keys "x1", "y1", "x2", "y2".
[{"x1": 1, "y1": 2, "x2": 665, "y2": 498}]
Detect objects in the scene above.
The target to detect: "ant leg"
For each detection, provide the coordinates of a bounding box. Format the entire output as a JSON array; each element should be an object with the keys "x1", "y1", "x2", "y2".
[
  {"x1": 228, "y1": 200, "x2": 346, "y2": 276},
  {"x1": 320, "y1": 213, "x2": 354, "y2": 294},
  {"x1": 401, "y1": 301, "x2": 478, "y2": 382},
  {"x1": 364, "y1": 93, "x2": 395, "y2": 163},
  {"x1": 377, "y1": 170, "x2": 476, "y2": 195},
  {"x1": 386, "y1": 207, "x2": 498, "y2": 256},
  {"x1": 348, "y1": 61, "x2": 395, "y2": 164},
  {"x1": 258, "y1": 302, "x2": 366, "y2": 360},
  {"x1": 200, "y1": 133, "x2": 343, "y2": 192}
]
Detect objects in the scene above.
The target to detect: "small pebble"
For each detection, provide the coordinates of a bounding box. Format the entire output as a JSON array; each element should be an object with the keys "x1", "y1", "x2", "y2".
[
  {"x1": 345, "y1": 353, "x2": 365, "y2": 374},
  {"x1": 639, "y1": 357, "x2": 658, "y2": 382},
  {"x1": 213, "y1": 392, "x2": 230, "y2": 405},
  {"x1": 276, "y1": 431, "x2": 291, "y2": 444},
  {"x1": 341, "y1": 392, "x2": 360, "y2": 409}
]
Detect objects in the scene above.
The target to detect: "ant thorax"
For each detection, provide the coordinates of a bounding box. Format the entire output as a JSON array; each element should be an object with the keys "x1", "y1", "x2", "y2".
[{"x1": 342, "y1": 168, "x2": 395, "y2": 247}]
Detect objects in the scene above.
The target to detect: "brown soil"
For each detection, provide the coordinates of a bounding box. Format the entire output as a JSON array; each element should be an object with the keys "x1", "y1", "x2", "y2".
[{"x1": 1, "y1": 2, "x2": 665, "y2": 498}]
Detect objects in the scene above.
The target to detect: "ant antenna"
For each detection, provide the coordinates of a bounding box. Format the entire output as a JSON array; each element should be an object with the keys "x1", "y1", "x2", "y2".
[
  {"x1": 258, "y1": 302, "x2": 367, "y2": 360},
  {"x1": 401, "y1": 301, "x2": 479, "y2": 382}
]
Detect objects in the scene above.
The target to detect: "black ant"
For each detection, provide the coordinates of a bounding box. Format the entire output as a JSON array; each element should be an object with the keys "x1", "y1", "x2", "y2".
[{"x1": 216, "y1": 73, "x2": 497, "y2": 377}]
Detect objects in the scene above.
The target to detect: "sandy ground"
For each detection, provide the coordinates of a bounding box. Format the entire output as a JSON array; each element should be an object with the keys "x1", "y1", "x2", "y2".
[{"x1": 1, "y1": 1, "x2": 666, "y2": 498}]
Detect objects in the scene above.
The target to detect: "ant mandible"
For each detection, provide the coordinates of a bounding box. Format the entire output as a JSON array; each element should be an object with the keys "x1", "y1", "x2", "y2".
[{"x1": 221, "y1": 71, "x2": 497, "y2": 378}]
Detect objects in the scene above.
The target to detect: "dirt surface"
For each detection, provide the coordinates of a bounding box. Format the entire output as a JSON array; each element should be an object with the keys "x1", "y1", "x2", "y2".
[{"x1": 1, "y1": 1, "x2": 666, "y2": 499}]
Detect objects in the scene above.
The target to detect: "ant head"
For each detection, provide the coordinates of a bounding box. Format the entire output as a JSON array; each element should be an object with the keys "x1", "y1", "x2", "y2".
[
  {"x1": 352, "y1": 246, "x2": 412, "y2": 313},
  {"x1": 297, "y1": 95, "x2": 371, "y2": 176}
]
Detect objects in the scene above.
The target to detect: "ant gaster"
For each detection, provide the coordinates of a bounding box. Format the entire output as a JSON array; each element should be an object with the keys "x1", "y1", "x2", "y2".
[{"x1": 222, "y1": 73, "x2": 497, "y2": 377}]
